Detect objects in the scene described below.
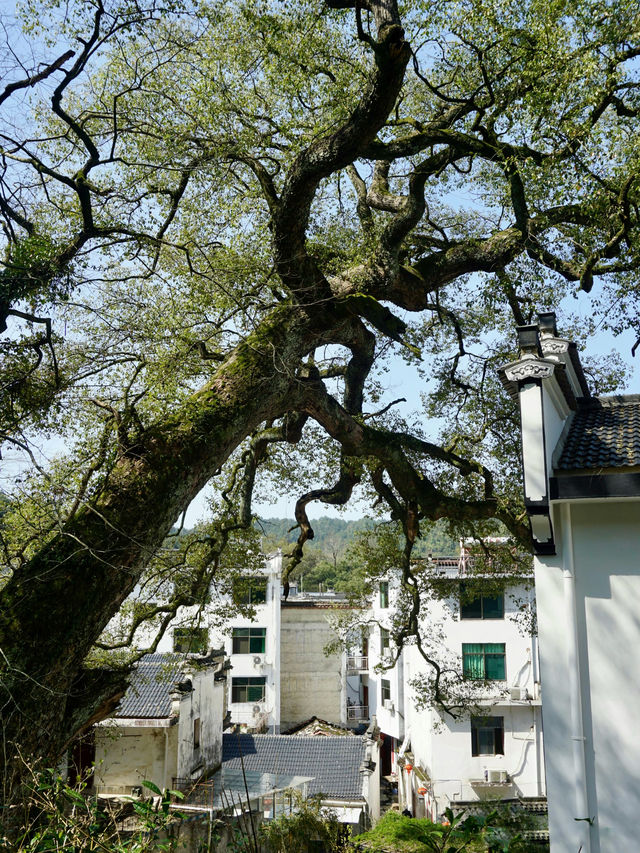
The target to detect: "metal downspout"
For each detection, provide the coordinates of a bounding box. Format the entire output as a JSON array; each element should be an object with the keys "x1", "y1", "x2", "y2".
[{"x1": 562, "y1": 502, "x2": 591, "y2": 852}]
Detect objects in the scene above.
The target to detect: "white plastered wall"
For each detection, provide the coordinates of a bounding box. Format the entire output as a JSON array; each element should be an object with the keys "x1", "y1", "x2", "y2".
[
  {"x1": 177, "y1": 668, "x2": 225, "y2": 779},
  {"x1": 94, "y1": 725, "x2": 178, "y2": 794},
  {"x1": 401, "y1": 585, "x2": 544, "y2": 818},
  {"x1": 539, "y1": 498, "x2": 640, "y2": 853}
]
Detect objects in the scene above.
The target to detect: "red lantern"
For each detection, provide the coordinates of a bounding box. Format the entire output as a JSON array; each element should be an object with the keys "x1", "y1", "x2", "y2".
[
  {"x1": 417, "y1": 787, "x2": 427, "y2": 796},
  {"x1": 405, "y1": 763, "x2": 413, "y2": 773}
]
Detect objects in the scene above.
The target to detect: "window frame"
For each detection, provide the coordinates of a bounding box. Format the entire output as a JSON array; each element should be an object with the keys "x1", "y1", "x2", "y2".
[
  {"x1": 379, "y1": 581, "x2": 389, "y2": 609},
  {"x1": 471, "y1": 715, "x2": 504, "y2": 756},
  {"x1": 231, "y1": 676, "x2": 267, "y2": 703},
  {"x1": 381, "y1": 678, "x2": 391, "y2": 704},
  {"x1": 459, "y1": 583, "x2": 504, "y2": 620},
  {"x1": 233, "y1": 577, "x2": 268, "y2": 606},
  {"x1": 232, "y1": 626, "x2": 267, "y2": 654},
  {"x1": 462, "y1": 643, "x2": 506, "y2": 681},
  {"x1": 380, "y1": 628, "x2": 391, "y2": 654}
]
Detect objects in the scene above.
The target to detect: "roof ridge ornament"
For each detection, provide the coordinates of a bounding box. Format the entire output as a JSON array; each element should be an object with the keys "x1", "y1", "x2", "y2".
[{"x1": 503, "y1": 360, "x2": 555, "y2": 383}]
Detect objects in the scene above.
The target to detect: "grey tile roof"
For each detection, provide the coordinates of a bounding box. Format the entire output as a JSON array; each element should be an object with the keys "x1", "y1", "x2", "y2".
[
  {"x1": 116, "y1": 653, "x2": 184, "y2": 719},
  {"x1": 222, "y1": 734, "x2": 367, "y2": 800},
  {"x1": 555, "y1": 395, "x2": 640, "y2": 471}
]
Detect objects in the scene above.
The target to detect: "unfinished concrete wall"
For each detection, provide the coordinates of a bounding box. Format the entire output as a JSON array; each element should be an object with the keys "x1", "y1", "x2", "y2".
[{"x1": 279, "y1": 603, "x2": 346, "y2": 730}]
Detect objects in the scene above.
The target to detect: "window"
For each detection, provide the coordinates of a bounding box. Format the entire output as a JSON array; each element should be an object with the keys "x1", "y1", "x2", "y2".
[
  {"x1": 173, "y1": 627, "x2": 208, "y2": 654},
  {"x1": 232, "y1": 627, "x2": 266, "y2": 654},
  {"x1": 379, "y1": 581, "x2": 389, "y2": 609},
  {"x1": 471, "y1": 715, "x2": 504, "y2": 756},
  {"x1": 460, "y1": 584, "x2": 504, "y2": 619},
  {"x1": 232, "y1": 677, "x2": 266, "y2": 703},
  {"x1": 380, "y1": 628, "x2": 390, "y2": 654},
  {"x1": 381, "y1": 679, "x2": 391, "y2": 704},
  {"x1": 462, "y1": 643, "x2": 506, "y2": 680},
  {"x1": 233, "y1": 577, "x2": 267, "y2": 605},
  {"x1": 193, "y1": 718, "x2": 201, "y2": 750}
]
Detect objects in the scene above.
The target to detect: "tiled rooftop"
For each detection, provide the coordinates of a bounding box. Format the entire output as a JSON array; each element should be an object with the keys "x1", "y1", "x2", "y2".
[
  {"x1": 555, "y1": 395, "x2": 640, "y2": 471},
  {"x1": 116, "y1": 653, "x2": 184, "y2": 719},
  {"x1": 222, "y1": 733, "x2": 367, "y2": 800}
]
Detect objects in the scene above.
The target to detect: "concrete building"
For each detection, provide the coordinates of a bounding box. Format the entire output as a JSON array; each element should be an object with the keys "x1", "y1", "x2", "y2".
[
  {"x1": 502, "y1": 312, "x2": 640, "y2": 853},
  {"x1": 280, "y1": 598, "x2": 349, "y2": 732},
  {"x1": 212, "y1": 554, "x2": 282, "y2": 733},
  {"x1": 150, "y1": 553, "x2": 282, "y2": 732}
]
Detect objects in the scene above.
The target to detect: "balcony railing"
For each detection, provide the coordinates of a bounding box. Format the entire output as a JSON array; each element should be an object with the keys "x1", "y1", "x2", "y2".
[
  {"x1": 347, "y1": 655, "x2": 368, "y2": 672},
  {"x1": 347, "y1": 704, "x2": 369, "y2": 721}
]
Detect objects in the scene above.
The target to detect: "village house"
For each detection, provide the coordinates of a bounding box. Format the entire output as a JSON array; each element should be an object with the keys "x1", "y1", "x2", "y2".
[
  {"x1": 502, "y1": 312, "x2": 640, "y2": 853},
  {"x1": 92, "y1": 649, "x2": 228, "y2": 797},
  {"x1": 351, "y1": 555, "x2": 545, "y2": 822},
  {"x1": 222, "y1": 724, "x2": 380, "y2": 830}
]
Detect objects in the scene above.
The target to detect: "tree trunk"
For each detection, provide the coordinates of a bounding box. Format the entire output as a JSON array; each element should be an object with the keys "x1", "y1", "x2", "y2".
[{"x1": 0, "y1": 303, "x2": 338, "y2": 801}]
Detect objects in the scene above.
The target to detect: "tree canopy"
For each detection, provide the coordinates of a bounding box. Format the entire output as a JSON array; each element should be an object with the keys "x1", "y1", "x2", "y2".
[{"x1": 1, "y1": 0, "x2": 639, "y2": 813}]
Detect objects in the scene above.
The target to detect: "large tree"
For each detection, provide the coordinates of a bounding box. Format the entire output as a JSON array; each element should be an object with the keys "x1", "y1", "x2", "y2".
[{"x1": 1, "y1": 0, "x2": 639, "y2": 813}]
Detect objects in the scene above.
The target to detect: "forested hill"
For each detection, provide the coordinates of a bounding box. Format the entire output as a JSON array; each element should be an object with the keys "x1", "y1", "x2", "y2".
[{"x1": 256, "y1": 516, "x2": 459, "y2": 558}]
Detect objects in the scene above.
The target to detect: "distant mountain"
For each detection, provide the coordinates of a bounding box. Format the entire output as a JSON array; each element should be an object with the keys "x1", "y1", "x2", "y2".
[{"x1": 255, "y1": 516, "x2": 458, "y2": 557}]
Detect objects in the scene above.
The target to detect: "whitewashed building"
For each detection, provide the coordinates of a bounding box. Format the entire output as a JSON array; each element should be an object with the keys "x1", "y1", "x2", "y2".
[
  {"x1": 211, "y1": 553, "x2": 282, "y2": 732},
  {"x1": 92, "y1": 649, "x2": 228, "y2": 796},
  {"x1": 152, "y1": 551, "x2": 350, "y2": 734},
  {"x1": 359, "y1": 556, "x2": 545, "y2": 820},
  {"x1": 502, "y1": 312, "x2": 640, "y2": 853},
  {"x1": 150, "y1": 552, "x2": 282, "y2": 732}
]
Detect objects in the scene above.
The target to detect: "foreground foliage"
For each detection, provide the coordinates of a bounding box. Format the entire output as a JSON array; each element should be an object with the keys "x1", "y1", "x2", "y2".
[
  {"x1": 1, "y1": 768, "x2": 183, "y2": 852},
  {"x1": 259, "y1": 793, "x2": 345, "y2": 853},
  {"x1": 354, "y1": 808, "x2": 536, "y2": 853}
]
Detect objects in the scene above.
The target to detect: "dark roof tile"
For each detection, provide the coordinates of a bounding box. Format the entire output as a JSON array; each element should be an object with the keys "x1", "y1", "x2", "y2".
[
  {"x1": 116, "y1": 653, "x2": 184, "y2": 719},
  {"x1": 222, "y1": 733, "x2": 366, "y2": 800},
  {"x1": 555, "y1": 395, "x2": 640, "y2": 472}
]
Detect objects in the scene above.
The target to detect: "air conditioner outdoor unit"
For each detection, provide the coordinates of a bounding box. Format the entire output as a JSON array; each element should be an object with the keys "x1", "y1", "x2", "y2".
[
  {"x1": 253, "y1": 704, "x2": 263, "y2": 714},
  {"x1": 383, "y1": 699, "x2": 394, "y2": 712},
  {"x1": 488, "y1": 770, "x2": 508, "y2": 784},
  {"x1": 253, "y1": 655, "x2": 263, "y2": 666},
  {"x1": 509, "y1": 686, "x2": 528, "y2": 701}
]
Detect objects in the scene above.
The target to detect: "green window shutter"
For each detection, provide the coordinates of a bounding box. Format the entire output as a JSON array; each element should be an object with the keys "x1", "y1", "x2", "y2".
[{"x1": 249, "y1": 628, "x2": 266, "y2": 653}]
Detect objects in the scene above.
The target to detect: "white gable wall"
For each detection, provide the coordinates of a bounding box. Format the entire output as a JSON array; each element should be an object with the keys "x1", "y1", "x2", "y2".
[
  {"x1": 177, "y1": 667, "x2": 226, "y2": 779},
  {"x1": 539, "y1": 498, "x2": 640, "y2": 852}
]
